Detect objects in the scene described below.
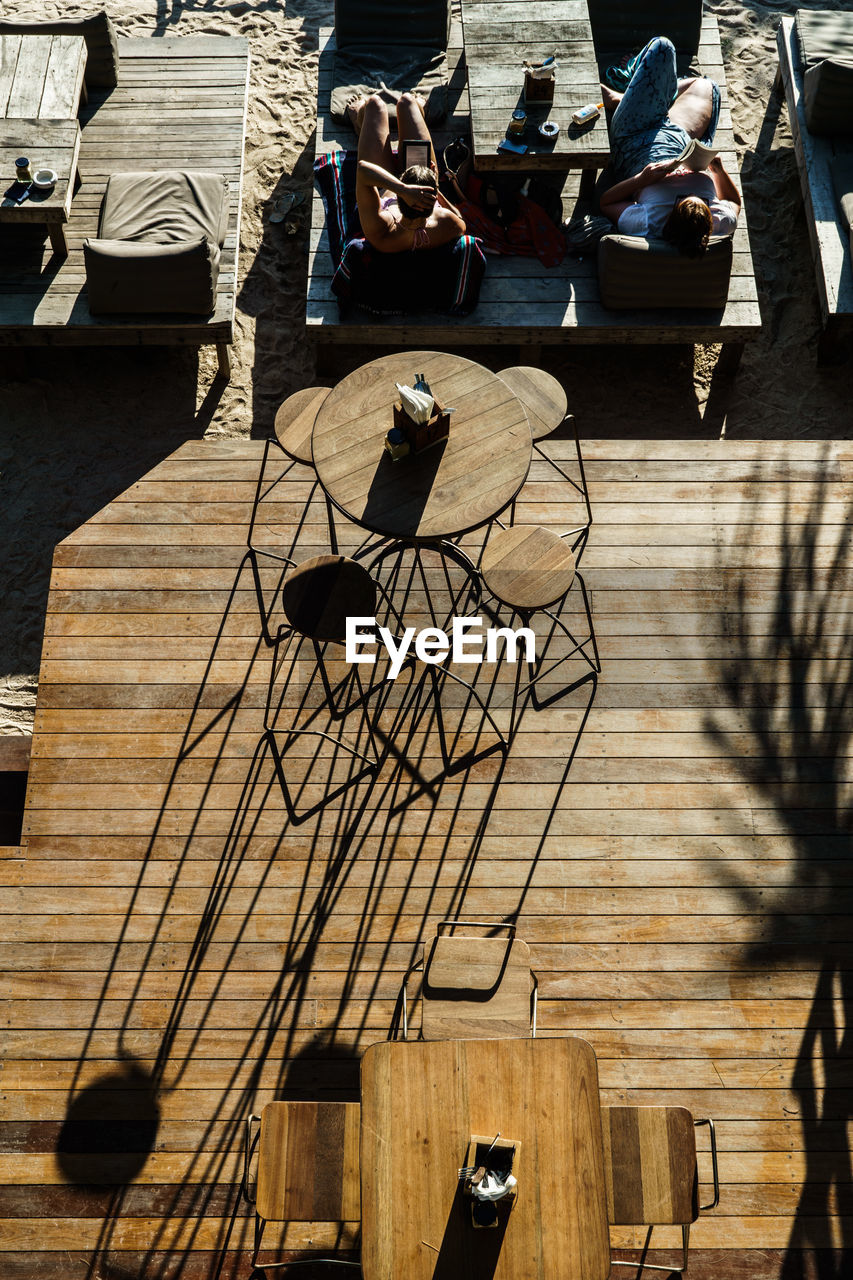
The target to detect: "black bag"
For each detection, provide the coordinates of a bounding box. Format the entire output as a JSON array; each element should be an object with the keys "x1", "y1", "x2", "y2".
[
  {"x1": 527, "y1": 177, "x2": 564, "y2": 227},
  {"x1": 478, "y1": 175, "x2": 525, "y2": 228}
]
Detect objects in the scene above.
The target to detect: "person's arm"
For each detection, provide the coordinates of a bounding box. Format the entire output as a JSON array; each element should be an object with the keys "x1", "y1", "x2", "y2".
[
  {"x1": 599, "y1": 159, "x2": 674, "y2": 223},
  {"x1": 707, "y1": 156, "x2": 741, "y2": 211},
  {"x1": 357, "y1": 160, "x2": 436, "y2": 210}
]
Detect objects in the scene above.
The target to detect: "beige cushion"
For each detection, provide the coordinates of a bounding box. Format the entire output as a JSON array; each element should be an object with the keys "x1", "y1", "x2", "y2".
[
  {"x1": 587, "y1": 0, "x2": 703, "y2": 59},
  {"x1": 84, "y1": 237, "x2": 219, "y2": 315},
  {"x1": 0, "y1": 11, "x2": 119, "y2": 88},
  {"x1": 334, "y1": 0, "x2": 450, "y2": 50},
  {"x1": 794, "y1": 10, "x2": 853, "y2": 71},
  {"x1": 598, "y1": 234, "x2": 733, "y2": 309},
  {"x1": 803, "y1": 59, "x2": 853, "y2": 137},
  {"x1": 794, "y1": 9, "x2": 853, "y2": 136},
  {"x1": 99, "y1": 171, "x2": 229, "y2": 246}
]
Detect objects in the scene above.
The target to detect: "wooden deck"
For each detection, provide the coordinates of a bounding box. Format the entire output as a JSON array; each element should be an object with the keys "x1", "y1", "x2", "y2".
[
  {"x1": 0, "y1": 36, "x2": 249, "y2": 361},
  {"x1": 307, "y1": 10, "x2": 761, "y2": 357},
  {"x1": 2, "y1": 436, "x2": 851, "y2": 1278}
]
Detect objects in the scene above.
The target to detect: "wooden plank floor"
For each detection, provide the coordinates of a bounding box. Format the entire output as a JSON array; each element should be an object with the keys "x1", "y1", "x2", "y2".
[
  {"x1": 2, "y1": 437, "x2": 852, "y2": 1278},
  {"x1": 0, "y1": 36, "x2": 249, "y2": 353},
  {"x1": 307, "y1": 10, "x2": 761, "y2": 351}
]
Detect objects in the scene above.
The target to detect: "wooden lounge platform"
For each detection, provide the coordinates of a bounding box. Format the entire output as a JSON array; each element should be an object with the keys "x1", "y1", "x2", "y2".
[
  {"x1": 776, "y1": 16, "x2": 853, "y2": 364},
  {"x1": 307, "y1": 8, "x2": 761, "y2": 365},
  {"x1": 3, "y1": 436, "x2": 851, "y2": 1277},
  {"x1": 0, "y1": 36, "x2": 249, "y2": 375}
]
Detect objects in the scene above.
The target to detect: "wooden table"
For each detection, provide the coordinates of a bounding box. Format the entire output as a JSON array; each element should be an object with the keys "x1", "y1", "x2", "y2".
[
  {"x1": 460, "y1": 0, "x2": 610, "y2": 176},
  {"x1": 0, "y1": 119, "x2": 81, "y2": 255},
  {"x1": 360, "y1": 1037, "x2": 611, "y2": 1280},
  {"x1": 312, "y1": 350, "x2": 532, "y2": 543},
  {"x1": 1, "y1": 35, "x2": 87, "y2": 256},
  {"x1": 0, "y1": 34, "x2": 87, "y2": 119}
]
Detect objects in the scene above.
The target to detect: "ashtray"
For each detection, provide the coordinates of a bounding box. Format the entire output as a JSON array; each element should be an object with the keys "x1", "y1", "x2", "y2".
[{"x1": 33, "y1": 169, "x2": 57, "y2": 189}]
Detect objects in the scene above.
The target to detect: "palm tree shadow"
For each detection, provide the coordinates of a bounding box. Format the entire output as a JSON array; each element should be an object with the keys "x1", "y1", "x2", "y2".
[{"x1": 704, "y1": 453, "x2": 852, "y2": 1277}]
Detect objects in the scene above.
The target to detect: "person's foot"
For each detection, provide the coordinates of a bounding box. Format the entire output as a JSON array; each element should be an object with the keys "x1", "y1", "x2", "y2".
[
  {"x1": 600, "y1": 84, "x2": 622, "y2": 112},
  {"x1": 346, "y1": 96, "x2": 367, "y2": 135}
]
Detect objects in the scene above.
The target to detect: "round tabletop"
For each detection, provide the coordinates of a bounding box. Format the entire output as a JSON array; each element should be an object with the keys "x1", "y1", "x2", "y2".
[{"x1": 312, "y1": 351, "x2": 532, "y2": 542}]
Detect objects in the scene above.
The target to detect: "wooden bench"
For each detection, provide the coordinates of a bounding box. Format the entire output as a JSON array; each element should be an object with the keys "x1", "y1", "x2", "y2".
[
  {"x1": 307, "y1": 6, "x2": 760, "y2": 371},
  {"x1": 0, "y1": 35, "x2": 250, "y2": 380},
  {"x1": 776, "y1": 15, "x2": 853, "y2": 363}
]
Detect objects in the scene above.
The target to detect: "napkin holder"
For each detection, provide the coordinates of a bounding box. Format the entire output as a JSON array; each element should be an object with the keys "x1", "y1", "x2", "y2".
[
  {"x1": 393, "y1": 395, "x2": 450, "y2": 455},
  {"x1": 463, "y1": 1134, "x2": 520, "y2": 1228},
  {"x1": 524, "y1": 68, "x2": 555, "y2": 103}
]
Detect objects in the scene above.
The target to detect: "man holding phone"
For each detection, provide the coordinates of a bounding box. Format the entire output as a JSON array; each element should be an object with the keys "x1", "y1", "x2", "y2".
[{"x1": 351, "y1": 92, "x2": 466, "y2": 253}]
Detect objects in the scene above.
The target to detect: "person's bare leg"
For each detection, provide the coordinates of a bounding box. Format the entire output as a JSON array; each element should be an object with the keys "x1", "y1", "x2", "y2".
[
  {"x1": 396, "y1": 92, "x2": 436, "y2": 171},
  {"x1": 355, "y1": 94, "x2": 394, "y2": 171},
  {"x1": 669, "y1": 76, "x2": 714, "y2": 139},
  {"x1": 601, "y1": 83, "x2": 621, "y2": 113},
  {"x1": 604, "y1": 75, "x2": 712, "y2": 131}
]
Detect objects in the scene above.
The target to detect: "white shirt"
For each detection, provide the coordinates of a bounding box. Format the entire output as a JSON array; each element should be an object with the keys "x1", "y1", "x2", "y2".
[{"x1": 616, "y1": 170, "x2": 739, "y2": 238}]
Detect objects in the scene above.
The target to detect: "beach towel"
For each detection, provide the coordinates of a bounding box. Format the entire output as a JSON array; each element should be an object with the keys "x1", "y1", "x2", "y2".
[
  {"x1": 313, "y1": 151, "x2": 487, "y2": 317},
  {"x1": 455, "y1": 173, "x2": 566, "y2": 268}
]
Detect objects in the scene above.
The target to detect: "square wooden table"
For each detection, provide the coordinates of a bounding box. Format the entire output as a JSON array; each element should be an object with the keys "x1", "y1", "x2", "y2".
[
  {"x1": 1, "y1": 34, "x2": 88, "y2": 119},
  {"x1": 1, "y1": 35, "x2": 87, "y2": 256},
  {"x1": 460, "y1": 0, "x2": 610, "y2": 177},
  {"x1": 360, "y1": 1037, "x2": 611, "y2": 1280},
  {"x1": 0, "y1": 118, "x2": 81, "y2": 256}
]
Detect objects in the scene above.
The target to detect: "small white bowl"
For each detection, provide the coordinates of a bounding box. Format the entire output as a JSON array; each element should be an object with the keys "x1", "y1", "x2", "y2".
[{"x1": 33, "y1": 168, "x2": 57, "y2": 189}]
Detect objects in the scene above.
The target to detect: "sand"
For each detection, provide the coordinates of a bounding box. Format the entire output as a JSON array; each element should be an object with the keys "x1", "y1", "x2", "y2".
[{"x1": 1, "y1": 0, "x2": 851, "y2": 737}]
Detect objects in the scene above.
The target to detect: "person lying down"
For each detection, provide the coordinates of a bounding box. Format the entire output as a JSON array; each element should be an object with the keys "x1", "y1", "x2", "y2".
[{"x1": 599, "y1": 36, "x2": 741, "y2": 257}]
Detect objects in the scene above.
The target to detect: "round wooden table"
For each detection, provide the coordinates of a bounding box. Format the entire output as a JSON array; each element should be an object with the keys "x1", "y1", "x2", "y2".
[{"x1": 311, "y1": 351, "x2": 532, "y2": 543}]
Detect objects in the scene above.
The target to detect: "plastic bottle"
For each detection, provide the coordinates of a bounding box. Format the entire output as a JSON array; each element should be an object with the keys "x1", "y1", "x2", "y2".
[{"x1": 572, "y1": 102, "x2": 603, "y2": 125}]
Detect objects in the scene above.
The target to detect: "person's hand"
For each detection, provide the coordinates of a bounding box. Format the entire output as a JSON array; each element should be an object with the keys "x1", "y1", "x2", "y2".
[
  {"x1": 707, "y1": 155, "x2": 726, "y2": 173},
  {"x1": 638, "y1": 160, "x2": 674, "y2": 187},
  {"x1": 399, "y1": 182, "x2": 436, "y2": 212}
]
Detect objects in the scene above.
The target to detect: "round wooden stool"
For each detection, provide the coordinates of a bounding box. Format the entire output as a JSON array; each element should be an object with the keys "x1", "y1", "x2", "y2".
[
  {"x1": 495, "y1": 366, "x2": 590, "y2": 551},
  {"x1": 481, "y1": 525, "x2": 575, "y2": 612},
  {"x1": 265, "y1": 554, "x2": 383, "y2": 819},
  {"x1": 253, "y1": 385, "x2": 338, "y2": 559},
  {"x1": 281, "y1": 554, "x2": 377, "y2": 642},
  {"x1": 273, "y1": 385, "x2": 331, "y2": 464},
  {"x1": 496, "y1": 366, "x2": 567, "y2": 441},
  {"x1": 480, "y1": 524, "x2": 599, "y2": 732}
]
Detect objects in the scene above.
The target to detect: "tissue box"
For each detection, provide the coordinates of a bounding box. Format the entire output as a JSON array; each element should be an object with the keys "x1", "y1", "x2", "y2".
[
  {"x1": 524, "y1": 70, "x2": 555, "y2": 102},
  {"x1": 392, "y1": 396, "x2": 450, "y2": 455},
  {"x1": 463, "y1": 1134, "x2": 520, "y2": 1194}
]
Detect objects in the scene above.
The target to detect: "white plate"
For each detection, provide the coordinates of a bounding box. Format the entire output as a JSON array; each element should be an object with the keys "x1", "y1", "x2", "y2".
[{"x1": 33, "y1": 169, "x2": 57, "y2": 189}]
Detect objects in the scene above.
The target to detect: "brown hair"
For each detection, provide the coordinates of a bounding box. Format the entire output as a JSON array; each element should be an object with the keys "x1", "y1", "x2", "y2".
[
  {"x1": 661, "y1": 195, "x2": 713, "y2": 257},
  {"x1": 397, "y1": 164, "x2": 437, "y2": 221}
]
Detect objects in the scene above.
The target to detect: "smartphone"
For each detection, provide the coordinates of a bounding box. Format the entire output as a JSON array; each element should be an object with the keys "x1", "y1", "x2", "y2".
[
  {"x1": 3, "y1": 181, "x2": 30, "y2": 205},
  {"x1": 497, "y1": 138, "x2": 528, "y2": 155},
  {"x1": 403, "y1": 140, "x2": 430, "y2": 170}
]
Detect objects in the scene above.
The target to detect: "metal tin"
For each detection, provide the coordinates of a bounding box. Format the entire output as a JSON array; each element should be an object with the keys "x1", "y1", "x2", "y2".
[
  {"x1": 15, "y1": 156, "x2": 32, "y2": 184},
  {"x1": 508, "y1": 109, "x2": 527, "y2": 137}
]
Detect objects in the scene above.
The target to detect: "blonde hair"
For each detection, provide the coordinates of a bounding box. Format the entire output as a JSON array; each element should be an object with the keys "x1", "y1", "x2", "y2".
[{"x1": 661, "y1": 195, "x2": 713, "y2": 257}]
